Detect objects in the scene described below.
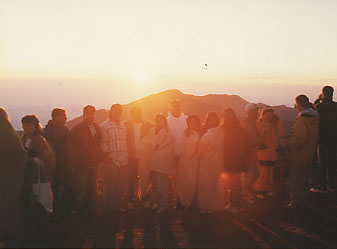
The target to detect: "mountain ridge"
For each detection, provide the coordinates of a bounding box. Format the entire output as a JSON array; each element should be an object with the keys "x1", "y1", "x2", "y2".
[{"x1": 65, "y1": 89, "x2": 297, "y2": 133}]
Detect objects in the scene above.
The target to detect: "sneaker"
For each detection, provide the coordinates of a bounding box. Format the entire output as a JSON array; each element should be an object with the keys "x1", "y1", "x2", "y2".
[
  {"x1": 327, "y1": 187, "x2": 337, "y2": 192},
  {"x1": 310, "y1": 186, "x2": 328, "y2": 193},
  {"x1": 256, "y1": 193, "x2": 265, "y2": 199},
  {"x1": 156, "y1": 206, "x2": 167, "y2": 214},
  {"x1": 127, "y1": 202, "x2": 135, "y2": 210},
  {"x1": 151, "y1": 204, "x2": 158, "y2": 211},
  {"x1": 143, "y1": 201, "x2": 151, "y2": 209},
  {"x1": 243, "y1": 194, "x2": 255, "y2": 204},
  {"x1": 225, "y1": 204, "x2": 240, "y2": 214},
  {"x1": 265, "y1": 192, "x2": 274, "y2": 198}
]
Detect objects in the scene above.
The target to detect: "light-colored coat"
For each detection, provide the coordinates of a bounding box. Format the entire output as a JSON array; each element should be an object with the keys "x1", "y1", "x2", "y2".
[
  {"x1": 138, "y1": 127, "x2": 175, "y2": 198},
  {"x1": 176, "y1": 131, "x2": 200, "y2": 207},
  {"x1": 198, "y1": 127, "x2": 226, "y2": 211}
]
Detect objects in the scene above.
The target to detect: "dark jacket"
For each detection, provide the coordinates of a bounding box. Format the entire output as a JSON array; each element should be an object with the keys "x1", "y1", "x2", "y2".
[
  {"x1": 314, "y1": 98, "x2": 337, "y2": 146},
  {"x1": 223, "y1": 123, "x2": 250, "y2": 173},
  {"x1": 44, "y1": 121, "x2": 72, "y2": 183},
  {"x1": 123, "y1": 119, "x2": 153, "y2": 159},
  {"x1": 67, "y1": 121, "x2": 104, "y2": 168}
]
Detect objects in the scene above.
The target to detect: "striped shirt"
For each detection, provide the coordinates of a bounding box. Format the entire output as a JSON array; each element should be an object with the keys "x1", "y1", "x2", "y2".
[{"x1": 100, "y1": 118, "x2": 128, "y2": 167}]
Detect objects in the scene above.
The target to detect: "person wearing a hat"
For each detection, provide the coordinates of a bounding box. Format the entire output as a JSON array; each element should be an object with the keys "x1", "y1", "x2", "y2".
[
  {"x1": 254, "y1": 107, "x2": 285, "y2": 199},
  {"x1": 241, "y1": 103, "x2": 263, "y2": 204}
]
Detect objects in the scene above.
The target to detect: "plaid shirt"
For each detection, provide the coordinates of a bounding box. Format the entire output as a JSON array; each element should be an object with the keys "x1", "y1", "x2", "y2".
[{"x1": 100, "y1": 118, "x2": 128, "y2": 167}]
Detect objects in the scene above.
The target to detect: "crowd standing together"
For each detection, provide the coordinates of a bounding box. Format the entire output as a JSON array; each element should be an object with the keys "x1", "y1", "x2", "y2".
[{"x1": 0, "y1": 86, "x2": 337, "y2": 247}]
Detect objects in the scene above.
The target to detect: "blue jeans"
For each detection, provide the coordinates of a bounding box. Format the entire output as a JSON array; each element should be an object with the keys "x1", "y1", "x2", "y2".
[
  {"x1": 73, "y1": 167, "x2": 97, "y2": 215},
  {"x1": 103, "y1": 161, "x2": 128, "y2": 211}
]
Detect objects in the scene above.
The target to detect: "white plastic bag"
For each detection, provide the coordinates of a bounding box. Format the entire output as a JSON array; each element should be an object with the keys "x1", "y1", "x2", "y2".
[{"x1": 32, "y1": 158, "x2": 53, "y2": 213}]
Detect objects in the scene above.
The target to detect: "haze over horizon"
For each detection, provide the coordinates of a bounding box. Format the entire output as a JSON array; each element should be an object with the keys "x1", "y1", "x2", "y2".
[{"x1": 1, "y1": 0, "x2": 337, "y2": 129}]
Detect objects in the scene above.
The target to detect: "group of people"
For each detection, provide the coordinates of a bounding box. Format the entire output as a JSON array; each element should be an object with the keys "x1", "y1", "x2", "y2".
[{"x1": 1, "y1": 85, "x2": 336, "y2": 247}]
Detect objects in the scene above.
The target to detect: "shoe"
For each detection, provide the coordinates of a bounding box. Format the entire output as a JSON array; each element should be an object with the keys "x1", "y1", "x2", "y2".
[
  {"x1": 327, "y1": 186, "x2": 337, "y2": 192},
  {"x1": 156, "y1": 206, "x2": 167, "y2": 214},
  {"x1": 119, "y1": 208, "x2": 126, "y2": 212},
  {"x1": 151, "y1": 204, "x2": 158, "y2": 211},
  {"x1": 310, "y1": 186, "x2": 327, "y2": 193},
  {"x1": 127, "y1": 202, "x2": 135, "y2": 210},
  {"x1": 143, "y1": 201, "x2": 151, "y2": 209},
  {"x1": 256, "y1": 193, "x2": 265, "y2": 199},
  {"x1": 243, "y1": 194, "x2": 255, "y2": 204},
  {"x1": 225, "y1": 204, "x2": 240, "y2": 214},
  {"x1": 265, "y1": 192, "x2": 274, "y2": 198}
]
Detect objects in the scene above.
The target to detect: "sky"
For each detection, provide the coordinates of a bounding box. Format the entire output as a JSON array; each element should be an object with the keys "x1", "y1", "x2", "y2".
[{"x1": 1, "y1": 0, "x2": 337, "y2": 129}]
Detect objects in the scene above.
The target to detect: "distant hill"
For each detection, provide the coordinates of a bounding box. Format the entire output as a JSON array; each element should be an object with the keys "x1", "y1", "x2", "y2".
[{"x1": 66, "y1": 89, "x2": 297, "y2": 133}]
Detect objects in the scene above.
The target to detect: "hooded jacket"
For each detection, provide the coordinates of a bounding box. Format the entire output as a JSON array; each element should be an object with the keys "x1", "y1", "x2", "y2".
[{"x1": 290, "y1": 108, "x2": 319, "y2": 165}]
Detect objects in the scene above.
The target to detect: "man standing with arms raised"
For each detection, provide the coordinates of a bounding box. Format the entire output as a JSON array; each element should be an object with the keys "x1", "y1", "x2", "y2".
[
  {"x1": 311, "y1": 86, "x2": 337, "y2": 193},
  {"x1": 167, "y1": 100, "x2": 187, "y2": 207},
  {"x1": 100, "y1": 104, "x2": 129, "y2": 212}
]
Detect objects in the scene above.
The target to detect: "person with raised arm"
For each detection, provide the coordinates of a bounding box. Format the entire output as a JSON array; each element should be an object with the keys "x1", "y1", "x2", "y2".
[{"x1": 311, "y1": 86, "x2": 337, "y2": 193}]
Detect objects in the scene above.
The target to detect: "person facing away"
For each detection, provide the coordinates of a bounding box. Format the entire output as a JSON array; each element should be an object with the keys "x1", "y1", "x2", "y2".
[
  {"x1": 138, "y1": 113, "x2": 175, "y2": 214},
  {"x1": 241, "y1": 103, "x2": 262, "y2": 204},
  {"x1": 222, "y1": 108, "x2": 251, "y2": 213},
  {"x1": 123, "y1": 107, "x2": 153, "y2": 210},
  {"x1": 100, "y1": 104, "x2": 129, "y2": 212},
  {"x1": 254, "y1": 107, "x2": 285, "y2": 199},
  {"x1": 176, "y1": 115, "x2": 202, "y2": 209},
  {"x1": 0, "y1": 108, "x2": 26, "y2": 247},
  {"x1": 20, "y1": 114, "x2": 55, "y2": 244},
  {"x1": 311, "y1": 86, "x2": 337, "y2": 193},
  {"x1": 198, "y1": 112, "x2": 226, "y2": 213},
  {"x1": 67, "y1": 105, "x2": 104, "y2": 218},
  {"x1": 43, "y1": 108, "x2": 72, "y2": 218},
  {"x1": 287, "y1": 95, "x2": 319, "y2": 209}
]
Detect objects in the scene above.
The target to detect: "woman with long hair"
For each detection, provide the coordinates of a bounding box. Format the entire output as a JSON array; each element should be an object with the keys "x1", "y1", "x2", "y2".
[
  {"x1": 0, "y1": 108, "x2": 26, "y2": 247},
  {"x1": 20, "y1": 114, "x2": 55, "y2": 245},
  {"x1": 138, "y1": 113, "x2": 175, "y2": 214},
  {"x1": 254, "y1": 108, "x2": 285, "y2": 199},
  {"x1": 198, "y1": 112, "x2": 226, "y2": 213},
  {"x1": 222, "y1": 108, "x2": 251, "y2": 213},
  {"x1": 176, "y1": 115, "x2": 202, "y2": 209}
]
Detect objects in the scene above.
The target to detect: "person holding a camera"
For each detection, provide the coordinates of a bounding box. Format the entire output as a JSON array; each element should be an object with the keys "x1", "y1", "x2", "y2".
[{"x1": 311, "y1": 86, "x2": 337, "y2": 193}]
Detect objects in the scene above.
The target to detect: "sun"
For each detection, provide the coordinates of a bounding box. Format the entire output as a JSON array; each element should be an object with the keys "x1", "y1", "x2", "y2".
[{"x1": 132, "y1": 71, "x2": 150, "y2": 85}]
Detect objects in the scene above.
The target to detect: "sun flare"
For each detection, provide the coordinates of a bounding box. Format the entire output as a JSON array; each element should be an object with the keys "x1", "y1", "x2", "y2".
[{"x1": 132, "y1": 72, "x2": 150, "y2": 85}]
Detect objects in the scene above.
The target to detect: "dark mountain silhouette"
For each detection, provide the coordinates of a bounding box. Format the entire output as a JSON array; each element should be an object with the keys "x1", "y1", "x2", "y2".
[{"x1": 66, "y1": 89, "x2": 297, "y2": 133}]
